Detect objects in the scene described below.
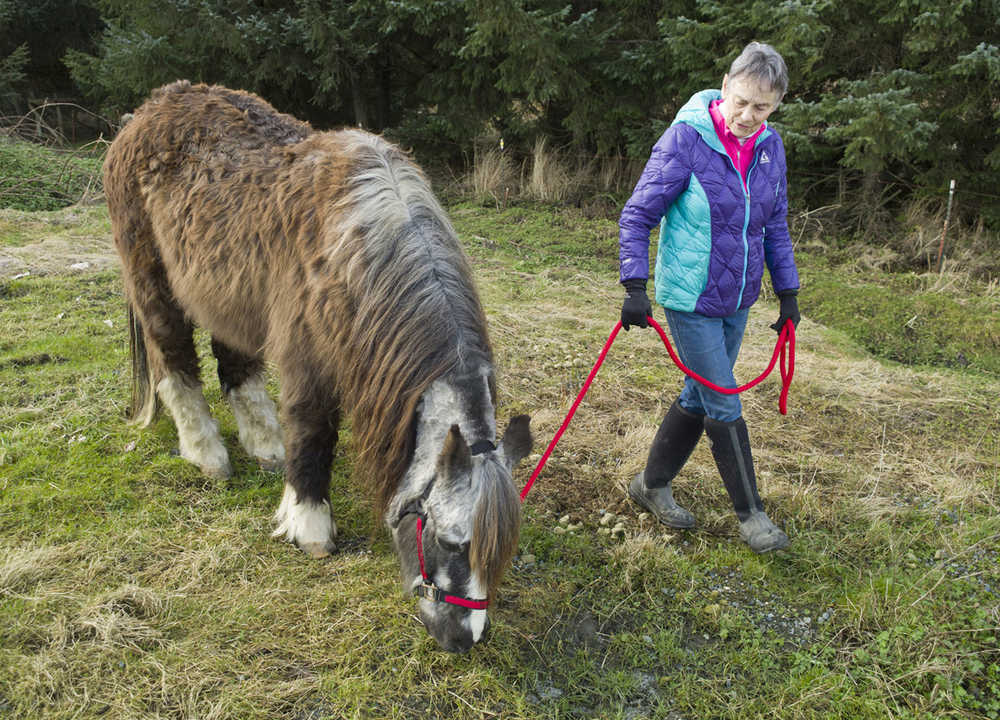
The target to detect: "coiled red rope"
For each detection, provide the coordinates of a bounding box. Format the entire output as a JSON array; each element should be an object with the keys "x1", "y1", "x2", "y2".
[{"x1": 519, "y1": 316, "x2": 795, "y2": 501}]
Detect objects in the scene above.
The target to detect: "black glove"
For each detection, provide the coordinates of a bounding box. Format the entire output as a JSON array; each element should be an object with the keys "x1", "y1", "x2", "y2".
[
  {"x1": 620, "y1": 278, "x2": 652, "y2": 331},
  {"x1": 771, "y1": 291, "x2": 800, "y2": 333}
]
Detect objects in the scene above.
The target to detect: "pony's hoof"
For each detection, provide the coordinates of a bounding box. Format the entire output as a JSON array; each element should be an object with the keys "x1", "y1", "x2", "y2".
[
  {"x1": 300, "y1": 540, "x2": 336, "y2": 559},
  {"x1": 257, "y1": 456, "x2": 284, "y2": 473},
  {"x1": 199, "y1": 459, "x2": 232, "y2": 480}
]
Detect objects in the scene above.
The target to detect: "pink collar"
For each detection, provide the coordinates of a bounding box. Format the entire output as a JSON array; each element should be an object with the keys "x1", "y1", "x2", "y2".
[{"x1": 709, "y1": 99, "x2": 765, "y2": 189}]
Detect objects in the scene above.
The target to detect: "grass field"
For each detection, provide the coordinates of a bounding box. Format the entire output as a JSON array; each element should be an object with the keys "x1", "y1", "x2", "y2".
[{"x1": 1, "y1": 201, "x2": 998, "y2": 719}]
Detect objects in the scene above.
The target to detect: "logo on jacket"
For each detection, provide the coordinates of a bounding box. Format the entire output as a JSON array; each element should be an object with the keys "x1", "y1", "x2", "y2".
[{"x1": 760, "y1": 150, "x2": 771, "y2": 164}]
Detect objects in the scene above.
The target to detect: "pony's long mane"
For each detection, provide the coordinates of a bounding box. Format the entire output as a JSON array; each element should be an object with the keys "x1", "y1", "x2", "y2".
[
  {"x1": 322, "y1": 131, "x2": 493, "y2": 518},
  {"x1": 472, "y1": 454, "x2": 522, "y2": 599}
]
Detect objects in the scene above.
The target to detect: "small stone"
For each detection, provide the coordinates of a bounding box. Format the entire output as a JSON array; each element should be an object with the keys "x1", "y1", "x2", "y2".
[
  {"x1": 600, "y1": 513, "x2": 615, "y2": 527},
  {"x1": 611, "y1": 523, "x2": 625, "y2": 536},
  {"x1": 559, "y1": 514, "x2": 571, "y2": 525},
  {"x1": 637, "y1": 512, "x2": 649, "y2": 522}
]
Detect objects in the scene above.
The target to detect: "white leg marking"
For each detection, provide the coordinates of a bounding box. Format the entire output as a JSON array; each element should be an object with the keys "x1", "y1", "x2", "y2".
[
  {"x1": 157, "y1": 374, "x2": 231, "y2": 479},
  {"x1": 467, "y1": 573, "x2": 488, "y2": 642},
  {"x1": 272, "y1": 483, "x2": 337, "y2": 558},
  {"x1": 227, "y1": 374, "x2": 285, "y2": 471}
]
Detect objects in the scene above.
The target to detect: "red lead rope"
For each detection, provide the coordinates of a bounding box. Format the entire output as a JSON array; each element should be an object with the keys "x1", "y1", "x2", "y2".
[{"x1": 519, "y1": 316, "x2": 795, "y2": 501}]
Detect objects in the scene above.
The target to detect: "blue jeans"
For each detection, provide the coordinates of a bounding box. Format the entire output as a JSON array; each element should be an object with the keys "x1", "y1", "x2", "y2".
[{"x1": 663, "y1": 308, "x2": 749, "y2": 422}]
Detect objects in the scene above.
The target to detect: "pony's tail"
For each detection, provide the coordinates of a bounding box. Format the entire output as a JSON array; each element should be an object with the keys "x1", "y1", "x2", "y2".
[{"x1": 127, "y1": 305, "x2": 158, "y2": 426}]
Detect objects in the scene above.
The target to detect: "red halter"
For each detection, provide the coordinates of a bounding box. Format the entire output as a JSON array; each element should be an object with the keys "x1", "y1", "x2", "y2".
[
  {"x1": 414, "y1": 516, "x2": 488, "y2": 610},
  {"x1": 410, "y1": 439, "x2": 496, "y2": 610}
]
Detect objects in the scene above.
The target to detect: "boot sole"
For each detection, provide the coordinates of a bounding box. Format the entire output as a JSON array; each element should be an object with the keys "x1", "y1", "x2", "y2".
[
  {"x1": 745, "y1": 536, "x2": 790, "y2": 553},
  {"x1": 628, "y1": 481, "x2": 696, "y2": 529},
  {"x1": 739, "y1": 521, "x2": 790, "y2": 553}
]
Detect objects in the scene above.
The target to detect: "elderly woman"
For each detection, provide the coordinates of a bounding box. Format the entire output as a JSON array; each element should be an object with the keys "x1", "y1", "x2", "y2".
[{"x1": 618, "y1": 42, "x2": 800, "y2": 553}]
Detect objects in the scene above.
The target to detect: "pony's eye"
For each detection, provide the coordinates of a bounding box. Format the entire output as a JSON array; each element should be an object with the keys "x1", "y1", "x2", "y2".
[{"x1": 437, "y1": 537, "x2": 469, "y2": 555}]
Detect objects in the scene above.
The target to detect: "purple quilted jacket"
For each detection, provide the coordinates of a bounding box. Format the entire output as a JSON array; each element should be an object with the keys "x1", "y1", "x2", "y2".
[{"x1": 619, "y1": 90, "x2": 799, "y2": 317}]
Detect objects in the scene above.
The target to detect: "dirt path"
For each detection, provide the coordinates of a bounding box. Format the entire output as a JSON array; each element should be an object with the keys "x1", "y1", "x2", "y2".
[{"x1": 0, "y1": 205, "x2": 117, "y2": 279}]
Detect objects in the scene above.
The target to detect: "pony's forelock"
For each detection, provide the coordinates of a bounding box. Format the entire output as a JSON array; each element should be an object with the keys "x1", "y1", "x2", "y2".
[{"x1": 471, "y1": 455, "x2": 522, "y2": 600}]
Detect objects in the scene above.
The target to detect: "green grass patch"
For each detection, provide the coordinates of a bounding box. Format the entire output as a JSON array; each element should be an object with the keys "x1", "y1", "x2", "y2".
[
  {"x1": 0, "y1": 137, "x2": 104, "y2": 211},
  {"x1": 799, "y1": 253, "x2": 1000, "y2": 376}
]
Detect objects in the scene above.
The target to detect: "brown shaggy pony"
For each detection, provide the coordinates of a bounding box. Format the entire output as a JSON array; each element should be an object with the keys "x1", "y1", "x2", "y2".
[{"x1": 104, "y1": 81, "x2": 532, "y2": 652}]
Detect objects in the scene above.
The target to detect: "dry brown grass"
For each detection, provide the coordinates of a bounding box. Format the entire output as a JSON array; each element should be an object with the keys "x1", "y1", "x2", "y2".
[
  {"x1": 476, "y1": 259, "x2": 998, "y2": 534},
  {"x1": 525, "y1": 138, "x2": 571, "y2": 205},
  {"x1": 468, "y1": 146, "x2": 517, "y2": 207}
]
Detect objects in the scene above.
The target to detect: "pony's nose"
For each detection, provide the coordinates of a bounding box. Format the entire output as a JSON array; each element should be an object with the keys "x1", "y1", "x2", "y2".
[
  {"x1": 435, "y1": 615, "x2": 491, "y2": 653},
  {"x1": 441, "y1": 631, "x2": 476, "y2": 653}
]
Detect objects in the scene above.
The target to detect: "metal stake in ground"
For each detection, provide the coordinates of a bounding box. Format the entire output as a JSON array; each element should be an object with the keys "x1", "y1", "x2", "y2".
[{"x1": 936, "y1": 179, "x2": 956, "y2": 273}]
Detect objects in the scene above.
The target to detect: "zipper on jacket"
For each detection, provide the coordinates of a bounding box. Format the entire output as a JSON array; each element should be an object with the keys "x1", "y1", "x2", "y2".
[
  {"x1": 720, "y1": 145, "x2": 759, "y2": 314},
  {"x1": 737, "y1": 154, "x2": 762, "y2": 313}
]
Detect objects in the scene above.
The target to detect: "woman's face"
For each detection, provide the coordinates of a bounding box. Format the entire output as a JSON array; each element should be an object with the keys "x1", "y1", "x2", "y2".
[{"x1": 719, "y1": 74, "x2": 780, "y2": 138}]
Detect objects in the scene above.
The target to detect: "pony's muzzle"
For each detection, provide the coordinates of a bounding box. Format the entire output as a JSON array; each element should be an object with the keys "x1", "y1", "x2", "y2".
[{"x1": 420, "y1": 606, "x2": 490, "y2": 653}]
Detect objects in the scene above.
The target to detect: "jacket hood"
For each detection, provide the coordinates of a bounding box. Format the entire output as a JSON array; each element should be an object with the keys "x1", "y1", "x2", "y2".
[{"x1": 672, "y1": 89, "x2": 772, "y2": 154}]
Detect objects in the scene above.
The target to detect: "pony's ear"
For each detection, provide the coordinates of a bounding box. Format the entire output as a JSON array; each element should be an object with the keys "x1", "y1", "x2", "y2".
[
  {"x1": 500, "y1": 415, "x2": 532, "y2": 468},
  {"x1": 437, "y1": 424, "x2": 471, "y2": 481}
]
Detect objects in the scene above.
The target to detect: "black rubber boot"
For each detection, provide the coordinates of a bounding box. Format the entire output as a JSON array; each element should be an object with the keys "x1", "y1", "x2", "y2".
[
  {"x1": 628, "y1": 399, "x2": 702, "y2": 528},
  {"x1": 703, "y1": 416, "x2": 789, "y2": 553}
]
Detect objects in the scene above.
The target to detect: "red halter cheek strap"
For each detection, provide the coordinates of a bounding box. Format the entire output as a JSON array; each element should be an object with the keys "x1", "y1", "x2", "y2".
[{"x1": 415, "y1": 516, "x2": 489, "y2": 610}]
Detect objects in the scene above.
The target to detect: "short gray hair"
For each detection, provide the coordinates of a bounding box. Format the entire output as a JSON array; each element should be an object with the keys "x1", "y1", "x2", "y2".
[{"x1": 728, "y1": 42, "x2": 788, "y2": 100}]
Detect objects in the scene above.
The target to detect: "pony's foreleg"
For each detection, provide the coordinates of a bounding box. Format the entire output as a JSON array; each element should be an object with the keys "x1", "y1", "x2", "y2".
[
  {"x1": 212, "y1": 339, "x2": 285, "y2": 472},
  {"x1": 271, "y1": 386, "x2": 340, "y2": 558}
]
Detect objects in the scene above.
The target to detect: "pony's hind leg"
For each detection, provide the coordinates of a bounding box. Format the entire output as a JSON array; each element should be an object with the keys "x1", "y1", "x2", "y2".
[
  {"x1": 271, "y1": 377, "x2": 340, "y2": 558},
  {"x1": 116, "y1": 222, "x2": 231, "y2": 479},
  {"x1": 156, "y1": 370, "x2": 232, "y2": 479},
  {"x1": 211, "y1": 338, "x2": 285, "y2": 472}
]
